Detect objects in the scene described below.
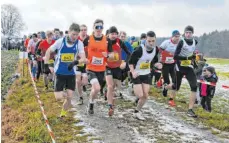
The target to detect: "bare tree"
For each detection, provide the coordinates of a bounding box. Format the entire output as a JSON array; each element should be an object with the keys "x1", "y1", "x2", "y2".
[{"x1": 1, "y1": 4, "x2": 25, "y2": 37}]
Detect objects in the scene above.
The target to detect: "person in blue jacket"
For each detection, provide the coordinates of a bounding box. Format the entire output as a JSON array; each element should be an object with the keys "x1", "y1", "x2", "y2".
[{"x1": 119, "y1": 31, "x2": 134, "y2": 84}]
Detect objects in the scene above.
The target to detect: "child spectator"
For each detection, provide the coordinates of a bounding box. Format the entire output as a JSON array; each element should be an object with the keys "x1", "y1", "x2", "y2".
[{"x1": 199, "y1": 66, "x2": 218, "y2": 112}]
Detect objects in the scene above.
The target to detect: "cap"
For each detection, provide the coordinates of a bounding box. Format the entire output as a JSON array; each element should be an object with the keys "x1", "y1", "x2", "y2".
[
  {"x1": 131, "y1": 36, "x2": 136, "y2": 41},
  {"x1": 172, "y1": 30, "x2": 180, "y2": 37}
]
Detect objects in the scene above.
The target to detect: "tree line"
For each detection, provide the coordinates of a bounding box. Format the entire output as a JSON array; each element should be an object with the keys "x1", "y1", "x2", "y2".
[{"x1": 155, "y1": 30, "x2": 229, "y2": 58}]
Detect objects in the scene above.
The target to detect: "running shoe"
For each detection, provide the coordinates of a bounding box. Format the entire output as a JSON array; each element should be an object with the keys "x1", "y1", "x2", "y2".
[
  {"x1": 134, "y1": 112, "x2": 146, "y2": 121},
  {"x1": 162, "y1": 84, "x2": 168, "y2": 97},
  {"x1": 77, "y1": 97, "x2": 83, "y2": 105},
  {"x1": 87, "y1": 103, "x2": 94, "y2": 114},
  {"x1": 168, "y1": 100, "x2": 176, "y2": 107},
  {"x1": 60, "y1": 109, "x2": 67, "y2": 117},
  {"x1": 187, "y1": 109, "x2": 197, "y2": 118},
  {"x1": 108, "y1": 107, "x2": 114, "y2": 116}
]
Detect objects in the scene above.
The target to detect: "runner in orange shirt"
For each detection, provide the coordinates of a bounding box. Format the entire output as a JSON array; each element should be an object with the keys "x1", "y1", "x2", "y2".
[{"x1": 84, "y1": 19, "x2": 114, "y2": 114}]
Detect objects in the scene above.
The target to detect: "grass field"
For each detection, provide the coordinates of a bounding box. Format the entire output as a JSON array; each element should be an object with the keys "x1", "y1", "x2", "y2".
[
  {"x1": 207, "y1": 58, "x2": 229, "y2": 65},
  {"x1": 1, "y1": 50, "x2": 19, "y2": 100},
  {"x1": 1, "y1": 59, "x2": 94, "y2": 143}
]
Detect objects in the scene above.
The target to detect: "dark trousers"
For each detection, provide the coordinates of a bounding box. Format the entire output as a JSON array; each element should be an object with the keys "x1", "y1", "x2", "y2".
[{"x1": 201, "y1": 96, "x2": 212, "y2": 112}]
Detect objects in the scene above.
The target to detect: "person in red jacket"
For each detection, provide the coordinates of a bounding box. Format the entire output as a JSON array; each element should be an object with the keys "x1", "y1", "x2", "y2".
[
  {"x1": 38, "y1": 31, "x2": 55, "y2": 89},
  {"x1": 106, "y1": 26, "x2": 131, "y2": 116}
]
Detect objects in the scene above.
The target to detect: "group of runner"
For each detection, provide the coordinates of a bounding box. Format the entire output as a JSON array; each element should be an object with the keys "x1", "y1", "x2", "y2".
[{"x1": 24, "y1": 19, "x2": 211, "y2": 121}]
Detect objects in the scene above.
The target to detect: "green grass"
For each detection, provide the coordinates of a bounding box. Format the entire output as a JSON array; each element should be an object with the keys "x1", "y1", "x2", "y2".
[
  {"x1": 115, "y1": 98, "x2": 135, "y2": 109},
  {"x1": 216, "y1": 71, "x2": 229, "y2": 78},
  {"x1": 1, "y1": 61, "x2": 92, "y2": 143},
  {"x1": 206, "y1": 58, "x2": 229, "y2": 65},
  {"x1": 1, "y1": 50, "x2": 19, "y2": 99}
]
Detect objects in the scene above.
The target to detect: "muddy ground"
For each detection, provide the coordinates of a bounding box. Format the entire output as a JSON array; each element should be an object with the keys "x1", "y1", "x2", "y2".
[{"x1": 71, "y1": 85, "x2": 229, "y2": 143}]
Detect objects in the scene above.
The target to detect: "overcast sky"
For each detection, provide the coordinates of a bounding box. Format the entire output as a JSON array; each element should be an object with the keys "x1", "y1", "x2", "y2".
[{"x1": 1, "y1": 0, "x2": 229, "y2": 37}]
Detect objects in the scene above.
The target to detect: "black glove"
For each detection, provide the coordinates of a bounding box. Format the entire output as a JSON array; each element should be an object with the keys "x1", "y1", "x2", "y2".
[
  {"x1": 43, "y1": 64, "x2": 50, "y2": 74},
  {"x1": 68, "y1": 60, "x2": 79, "y2": 71},
  {"x1": 188, "y1": 55, "x2": 196, "y2": 60}
]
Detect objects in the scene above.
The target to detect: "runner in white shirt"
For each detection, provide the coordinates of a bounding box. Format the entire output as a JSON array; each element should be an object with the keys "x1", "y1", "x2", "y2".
[{"x1": 159, "y1": 30, "x2": 180, "y2": 106}]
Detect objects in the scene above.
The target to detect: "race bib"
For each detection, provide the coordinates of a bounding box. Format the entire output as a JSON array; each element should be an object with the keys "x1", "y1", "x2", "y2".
[
  {"x1": 140, "y1": 62, "x2": 150, "y2": 69},
  {"x1": 108, "y1": 53, "x2": 119, "y2": 61},
  {"x1": 48, "y1": 59, "x2": 54, "y2": 64},
  {"x1": 165, "y1": 57, "x2": 174, "y2": 64},
  {"x1": 92, "y1": 57, "x2": 103, "y2": 65},
  {"x1": 61, "y1": 53, "x2": 74, "y2": 62},
  {"x1": 181, "y1": 60, "x2": 191, "y2": 66}
]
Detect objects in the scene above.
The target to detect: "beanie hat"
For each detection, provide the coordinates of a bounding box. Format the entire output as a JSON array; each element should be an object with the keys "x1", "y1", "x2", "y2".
[
  {"x1": 205, "y1": 66, "x2": 215, "y2": 74},
  {"x1": 172, "y1": 30, "x2": 180, "y2": 37},
  {"x1": 140, "y1": 33, "x2": 146, "y2": 39},
  {"x1": 109, "y1": 26, "x2": 118, "y2": 34},
  {"x1": 131, "y1": 36, "x2": 136, "y2": 41},
  {"x1": 184, "y1": 25, "x2": 194, "y2": 33}
]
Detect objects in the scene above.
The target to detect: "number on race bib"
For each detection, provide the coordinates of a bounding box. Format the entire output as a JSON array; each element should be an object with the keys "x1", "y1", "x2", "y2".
[
  {"x1": 61, "y1": 53, "x2": 74, "y2": 62},
  {"x1": 181, "y1": 60, "x2": 191, "y2": 66},
  {"x1": 140, "y1": 62, "x2": 150, "y2": 69},
  {"x1": 92, "y1": 57, "x2": 103, "y2": 65},
  {"x1": 108, "y1": 52, "x2": 119, "y2": 61},
  {"x1": 165, "y1": 57, "x2": 174, "y2": 64}
]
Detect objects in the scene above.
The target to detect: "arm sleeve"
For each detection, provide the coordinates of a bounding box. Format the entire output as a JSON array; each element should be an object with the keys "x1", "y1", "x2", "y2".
[
  {"x1": 83, "y1": 37, "x2": 89, "y2": 47},
  {"x1": 129, "y1": 46, "x2": 142, "y2": 65},
  {"x1": 36, "y1": 42, "x2": 42, "y2": 55},
  {"x1": 107, "y1": 39, "x2": 113, "y2": 52},
  {"x1": 120, "y1": 40, "x2": 131, "y2": 62}
]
